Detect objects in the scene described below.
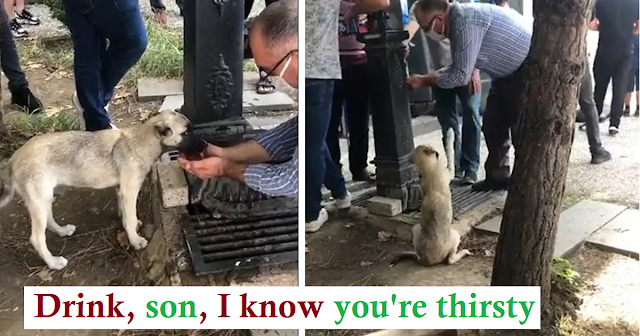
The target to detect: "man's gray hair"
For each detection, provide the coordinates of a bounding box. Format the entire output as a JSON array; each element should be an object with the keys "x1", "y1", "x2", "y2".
[{"x1": 252, "y1": 0, "x2": 298, "y2": 55}]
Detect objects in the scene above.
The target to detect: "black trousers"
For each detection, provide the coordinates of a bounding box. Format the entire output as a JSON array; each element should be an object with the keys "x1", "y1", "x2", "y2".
[
  {"x1": 0, "y1": 4, "x2": 28, "y2": 93},
  {"x1": 578, "y1": 55, "x2": 603, "y2": 152},
  {"x1": 327, "y1": 62, "x2": 371, "y2": 174},
  {"x1": 482, "y1": 66, "x2": 525, "y2": 181},
  {"x1": 593, "y1": 48, "x2": 632, "y2": 128}
]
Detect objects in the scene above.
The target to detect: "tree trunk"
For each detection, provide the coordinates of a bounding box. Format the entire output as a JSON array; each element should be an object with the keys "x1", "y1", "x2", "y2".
[{"x1": 490, "y1": 0, "x2": 592, "y2": 305}]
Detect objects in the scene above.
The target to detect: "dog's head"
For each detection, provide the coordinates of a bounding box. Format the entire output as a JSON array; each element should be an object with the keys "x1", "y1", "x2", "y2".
[
  {"x1": 146, "y1": 110, "x2": 206, "y2": 154},
  {"x1": 409, "y1": 145, "x2": 441, "y2": 175}
]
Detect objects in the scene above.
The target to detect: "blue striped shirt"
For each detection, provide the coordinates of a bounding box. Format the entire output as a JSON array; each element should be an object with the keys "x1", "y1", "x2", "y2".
[
  {"x1": 436, "y1": 3, "x2": 532, "y2": 89},
  {"x1": 244, "y1": 116, "x2": 298, "y2": 198}
]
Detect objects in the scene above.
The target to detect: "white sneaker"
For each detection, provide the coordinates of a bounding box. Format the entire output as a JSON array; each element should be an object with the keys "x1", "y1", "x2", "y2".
[
  {"x1": 72, "y1": 92, "x2": 114, "y2": 129},
  {"x1": 334, "y1": 192, "x2": 352, "y2": 209},
  {"x1": 306, "y1": 208, "x2": 329, "y2": 233}
]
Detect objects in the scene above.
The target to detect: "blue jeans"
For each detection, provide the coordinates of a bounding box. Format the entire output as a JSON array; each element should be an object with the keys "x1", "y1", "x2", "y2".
[
  {"x1": 305, "y1": 79, "x2": 347, "y2": 221},
  {"x1": 62, "y1": 0, "x2": 148, "y2": 131},
  {"x1": 433, "y1": 86, "x2": 481, "y2": 175}
]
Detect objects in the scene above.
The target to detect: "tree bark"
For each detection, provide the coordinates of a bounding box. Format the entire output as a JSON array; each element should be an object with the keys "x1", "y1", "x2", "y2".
[{"x1": 490, "y1": 0, "x2": 592, "y2": 305}]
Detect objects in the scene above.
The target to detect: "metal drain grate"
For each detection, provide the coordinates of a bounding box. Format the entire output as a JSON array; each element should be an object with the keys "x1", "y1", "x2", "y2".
[
  {"x1": 351, "y1": 184, "x2": 500, "y2": 218},
  {"x1": 184, "y1": 208, "x2": 298, "y2": 275}
]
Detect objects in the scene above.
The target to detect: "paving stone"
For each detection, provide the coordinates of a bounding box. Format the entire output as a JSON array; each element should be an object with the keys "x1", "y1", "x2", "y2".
[
  {"x1": 156, "y1": 161, "x2": 189, "y2": 208},
  {"x1": 160, "y1": 94, "x2": 184, "y2": 112},
  {"x1": 587, "y1": 208, "x2": 639, "y2": 259},
  {"x1": 251, "y1": 330, "x2": 298, "y2": 336},
  {"x1": 475, "y1": 200, "x2": 627, "y2": 257},
  {"x1": 137, "y1": 78, "x2": 183, "y2": 102},
  {"x1": 243, "y1": 90, "x2": 295, "y2": 112},
  {"x1": 368, "y1": 196, "x2": 403, "y2": 217}
]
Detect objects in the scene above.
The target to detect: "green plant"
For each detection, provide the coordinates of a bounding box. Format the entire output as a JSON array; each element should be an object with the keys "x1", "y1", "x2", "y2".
[
  {"x1": 551, "y1": 257, "x2": 582, "y2": 289},
  {"x1": 43, "y1": 0, "x2": 66, "y2": 25}
]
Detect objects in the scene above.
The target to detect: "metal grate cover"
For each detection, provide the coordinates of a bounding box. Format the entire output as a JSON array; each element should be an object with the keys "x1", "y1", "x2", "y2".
[
  {"x1": 351, "y1": 184, "x2": 500, "y2": 218},
  {"x1": 184, "y1": 207, "x2": 298, "y2": 275}
]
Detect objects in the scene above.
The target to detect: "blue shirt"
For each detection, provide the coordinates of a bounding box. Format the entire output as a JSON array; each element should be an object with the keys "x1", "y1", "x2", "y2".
[
  {"x1": 244, "y1": 117, "x2": 298, "y2": 198},
  {"x1": 436, "y1": 3, "x2": 532, "y2": 89}
]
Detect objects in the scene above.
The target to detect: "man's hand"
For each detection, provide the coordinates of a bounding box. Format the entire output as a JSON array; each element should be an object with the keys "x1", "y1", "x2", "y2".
[
  {"x1": 204, "y1": 143, "x2": 224, "y2": 158},
  {"x1": 469, "y1": 69, "x2": 481, "y2": 95},
  {"x1": 154, "y1": 9, "x2": 168, "y2": 25},
  {"x1": 178, "y1": 156, "x2": 227, "y2": 180},
  {"x1": 407, "y1": 75, "x2": 426, "y2": 89}
]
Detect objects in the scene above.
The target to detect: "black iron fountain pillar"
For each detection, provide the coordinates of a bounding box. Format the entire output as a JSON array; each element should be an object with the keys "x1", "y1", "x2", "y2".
[
  {"x1": 182, "y1": 0, "x2": 246, "y2": 126},
  {"x1": 358, "y1": 10, "x2": 422, "y2": 211}
]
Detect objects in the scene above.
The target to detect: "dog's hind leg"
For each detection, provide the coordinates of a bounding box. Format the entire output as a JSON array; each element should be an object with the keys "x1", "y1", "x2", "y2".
[
  {"x1": 24, "y1": 191, "x2": 68, "y2": 270},
  {"x1": 118, "y1": 174, "x2": 148, "y2": 250},
  {"x1": 445, "y1": 229, "x2": 472, "y2": 265},
  {"x1": 46, "y1": 203, "x2": 76, "y2": 237}
]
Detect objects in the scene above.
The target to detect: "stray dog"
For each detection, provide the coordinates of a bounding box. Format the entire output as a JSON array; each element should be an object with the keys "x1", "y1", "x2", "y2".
[
  {"x1": 0, "y1": 110, "x2": 203, "y2": 270},
  {"x1": 390, "y1": 142, "x2": 472, "y2": 267}
]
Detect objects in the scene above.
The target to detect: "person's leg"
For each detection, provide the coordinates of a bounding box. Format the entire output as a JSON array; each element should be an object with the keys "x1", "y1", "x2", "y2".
[
  {"x1": 93, "y1": 0, "x2": 148, "y2": 111},
  {"x1": 61, "y1": 0, "x2": 111, "y2": 131},
  {"x1": 4, "y1": 0, "x2": 26, "y2": 37},
  {"x1": 592, "y1": 50, "x2": 612, "y2": 120},
  {"x1": 433, "y1": 87, "x2": 462, "y2": 177},
  {"x1": 472, "y1": 83, "x2": 511, "y2": 191},
  {"x1": 633, "y1": 68, "x2": 640, "y2": 116},
  {"x1": 578, "y1": 60, "x2": 611, "y2": 164},
  {"x1": 327, "y1": 78, "x2": 346, "y2": 170},
  {"x1": 0, "y1": 4, "x2": 42, "y2": 113},
  {"x1": 14, "y1": 0, "x2": 39, "y2": 25},
  {"x1": 305, "y1": 79, "x2": 334, "y2": 223},
  {"x1": 244, "y1": 0, "x2": 256, "y2": 18},
  {"x1": 608, "y1": 53, "x2": 632, "y2": 134},
  {"x1": 454, "y1": 86, "x2": 481, "y2": 183},
  {"x1": 343, "y1": 62, "x2": 372, "y2": 181},
  {"x1": 624, "y1": 65, "x2": 633, "y2": 115}
]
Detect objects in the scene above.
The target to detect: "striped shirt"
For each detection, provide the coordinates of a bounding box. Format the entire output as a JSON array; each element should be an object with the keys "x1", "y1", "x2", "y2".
[
  {"x1": 244, "y1": 117, "x2": 298, "y2": 198},
  {"x1": 436, "y1": 2, "x2": 532, "y2": 89}
]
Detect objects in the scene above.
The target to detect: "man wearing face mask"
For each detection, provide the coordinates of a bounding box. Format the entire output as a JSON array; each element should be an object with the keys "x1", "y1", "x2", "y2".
[
  {"x1": 407, "y1": 0, "x2": 531, "y2": 191},
  {"x1": 178, "y1": 0, "x2": 299, "y2": 198},
  {"x1": 405, "y1": 0, "x2": 482, "y2": 185}
]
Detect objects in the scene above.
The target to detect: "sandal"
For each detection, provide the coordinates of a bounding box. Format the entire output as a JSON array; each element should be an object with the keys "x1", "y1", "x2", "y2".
[{"x1": 256, "y1": 76, "x2": 276, "y2": 94}]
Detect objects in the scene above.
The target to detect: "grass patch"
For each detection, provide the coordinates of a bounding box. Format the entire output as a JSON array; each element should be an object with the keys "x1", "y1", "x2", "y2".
[{"x1": 552, "y1": 257, "x2": 583, "y2": 292}]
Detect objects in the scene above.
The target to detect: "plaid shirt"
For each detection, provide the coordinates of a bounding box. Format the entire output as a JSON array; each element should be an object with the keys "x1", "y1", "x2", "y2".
[
  {"x1": 436, "y1": 3, "x2": 532, "y2": 89},
  {"x1": 244, "y1": 117, "x2": 298, "y2": 198}
]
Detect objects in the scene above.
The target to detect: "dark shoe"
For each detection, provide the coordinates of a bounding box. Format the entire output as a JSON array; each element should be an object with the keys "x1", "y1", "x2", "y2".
[
  {"x1": 9, "y1": 18, "x2": 28, "y2": 38},
  {"x1": 11, "y1": 86, "x2": 43, "y2": 114},
  {"x1": 471, "y1": 178, "x2": 509, "y2": 191},
  {"x1": 608, "y1": 126, "x2": 619, "y2": 136},
  {"x1": 578, "y1": 123, "x2": 587, "y2": 131},
  {"x1": 598, "y1": 115, "x2": 608, "y2": 123},
  {"x1": 590, "y1": 147, "x2": 612, "y2": 164},
  {"x1": 634, "y1": 106, "x2": 639, "y2": 117},
  {"x1": 623, "y1": 106, "x2": 630, "y2": 117},
  {"x1": 15, "y1": 9, "x2": 40, "y2": 25},
  {"x1": 352, "y1": 169, "x2": 374, "y2": 182},
  {"x1": 460, "y1": 171, "x2": 478, "y2": 185},
  {"x1": 454, "y1": 170, "x2": 464, "y2": 179}
]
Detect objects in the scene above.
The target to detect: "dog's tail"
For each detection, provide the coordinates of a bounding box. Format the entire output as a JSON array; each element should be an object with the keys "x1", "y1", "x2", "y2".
[
  {"x1": 0, "y1": 164, "x2": 15, "y2": 209},
  {"x1": 389, "y1": 251, "x2": 421, "y2": 267},
  {"x1": 445, "y1": 127, "x2": 455, "y2": 178}
]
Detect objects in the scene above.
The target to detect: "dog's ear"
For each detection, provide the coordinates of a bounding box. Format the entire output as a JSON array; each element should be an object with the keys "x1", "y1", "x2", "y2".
[{"x1": 154, "y1": 121, "x2": 173, "y2": 138}]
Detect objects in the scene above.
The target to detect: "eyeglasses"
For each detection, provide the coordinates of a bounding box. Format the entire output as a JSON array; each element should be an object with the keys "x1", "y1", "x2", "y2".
[{"x1": 258, "y1": 49, "x2": 297, "y2": 80}]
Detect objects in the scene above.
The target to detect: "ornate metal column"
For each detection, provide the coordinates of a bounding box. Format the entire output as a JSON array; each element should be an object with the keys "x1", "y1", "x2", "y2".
[
  {"x1": 182, "y1": 0, "x2": 246, "y2": 126},
  {"x1": 358, "y1": 10, "x2": 422, "y2": 211}
]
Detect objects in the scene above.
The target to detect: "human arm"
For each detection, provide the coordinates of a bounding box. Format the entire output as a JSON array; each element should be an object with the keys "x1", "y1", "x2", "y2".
[
  {"x1": 150, "y1": 0, "x2": 167, "y2": 25},
  {"x1": 244, "y1": 148, "x2": 298, "y2": 198},
  {"x1": 344, "y1": 0, "x2": 391, "y2": 22},
  {"x1": 435, "y1": 24, "x2": 486, "y2": 89},
  {"x1": 210, "y1": 117, "x2": 298, "y2": 164}
]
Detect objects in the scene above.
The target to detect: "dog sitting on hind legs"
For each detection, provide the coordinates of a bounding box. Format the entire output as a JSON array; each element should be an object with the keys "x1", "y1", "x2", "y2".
[{"x1": 390, "y1": 129, "x2": 472, "y2": 267}]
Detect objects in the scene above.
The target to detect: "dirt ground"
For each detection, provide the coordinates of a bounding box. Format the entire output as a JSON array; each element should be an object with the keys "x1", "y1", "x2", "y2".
[
  {"x1": 0, "y1": 66, "x2": 162, "y2": 334},
  {"x1": 306, "y1": 216, "x2": 639, "y2": 336}
]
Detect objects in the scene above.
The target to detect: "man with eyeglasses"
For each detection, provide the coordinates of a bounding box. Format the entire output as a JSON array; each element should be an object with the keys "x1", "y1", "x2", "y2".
[
  {"x1": 178, "y1": 0, "x2": 299, "y2": 198},
  {"x1": 408, "y1": 0, "x2": 531, "y2": 192}
]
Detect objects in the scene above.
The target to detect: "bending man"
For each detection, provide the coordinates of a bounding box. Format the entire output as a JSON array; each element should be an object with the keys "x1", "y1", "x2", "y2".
[{"x1": 178, "y1": 0, "x2": 299, "y2": 198}]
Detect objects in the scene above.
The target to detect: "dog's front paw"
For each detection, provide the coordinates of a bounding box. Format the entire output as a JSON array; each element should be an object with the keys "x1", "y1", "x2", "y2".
[
  {"x1": 57, "y1": 224, "x2": 76, "y2": 237},
  {"x1": 47, "y1": 256, "x2": 69, "y2": 270},
  {"x1": 129, "y1": 235, "x2": 148, "y2": 250},
  {"x1": 461, "y1": 249, "x2": 473, "y2": 256}
]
